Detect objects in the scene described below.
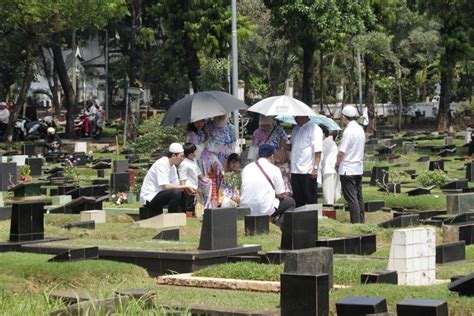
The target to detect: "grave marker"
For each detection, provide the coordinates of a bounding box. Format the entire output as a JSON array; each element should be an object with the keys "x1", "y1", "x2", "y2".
[
  {"x1": 244, "y1": 215, "x2": 269, "y2": 235},
  {"x1": 110, "y1": 173, "x2": 130, "y2": 193},
  {"x1": 198, "y1": 208, "x2": 237, "y2": 250},
  {"x1": 49, "y1": 247, "x2": 99, "y2": 262},
  {"x1": 284, "y1": 247, "x2": 333, "y2": 288},
  {"x1": 435, "y1": 241, "x2": 465, "y2": 263},
  {"x1": 396, "y1": 299, "x2": 448, "y2": 316},
  {"x1": 22, "y1": 144, "x2": 36, "y2": 157},
  {"x1": 361, "y1": 270, "x2": 397, "y2": 285},
  {"x1": 370, "y1": 167, "x2": 388, "y2": 186},
  {"x1": 336, "y1": 296, "x2": 387, "y2": 316},
  {"x1": 26, "y1": 157, "x2": 42, "y2": 177},
  {"x1": 112, "y1": 160, "x2": 129, "y2": 173},
  {"x1": 281, "y1": 209, "x2": 318, "y2": 250},
  {"x1": 448, "y1": 273, "x2": 474, "y2": 297},
  {"x1": 446, "y1": 192, "x2": 474, "y2": 214},
  {"x1": 0, "y1": 163, "x2": 17, "y2": 191},
  {"x1": 9, "y1": 201, "x2": 45, "y2": 242}
]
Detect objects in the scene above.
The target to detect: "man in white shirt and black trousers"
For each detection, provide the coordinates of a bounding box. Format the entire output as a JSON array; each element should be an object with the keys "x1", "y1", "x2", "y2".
[
  {"x1": 290, "y1": 116, "x2": 323, "y2": 208},
  {"x1": 335, "y1": 105, "x2": 366, "y2": 223},
  {"x1": 140, "y1": 143, "x2": 197, "y2": 216}
]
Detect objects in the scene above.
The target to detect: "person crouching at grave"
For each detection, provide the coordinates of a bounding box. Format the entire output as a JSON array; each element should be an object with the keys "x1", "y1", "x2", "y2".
[
  {"x1": 241, "y1": 144, "x2": 295, "y2": 228},
  {"x1": 320, "y1": 124, "x2": 341, "y2": 205},
  {"x1": 140, "y1": 143, "x2": 197, "y2": 216},
  {"x1": 335, "y1": 105, "x2": 366, "y2": 224},
  {"x1": 44, "y1": 127, "x2": 62, "y2": 153},
  {"x1": 178, "y1": 143, "x2": 211, "y2": 216},
  {"x1": 219, "y1": 153, "x2": 241, "y2": 208}
]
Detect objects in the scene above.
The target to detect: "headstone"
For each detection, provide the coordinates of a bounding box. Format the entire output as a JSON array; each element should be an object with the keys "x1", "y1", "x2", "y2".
[
  {"x1": 448, "y1": 273, "x2": 474, "y2": 296},
  {"x1": 97, "y1": 169, "x2": 105, "y2": 178},
  {"x1": 112, "y1": 160, "x2": 129, "y2": 173},
  {"x1": 443, "y1": 212, "x2": 474, "y2": 225},
  {"x1": 403, "y1": 143, "x2": 415, "y2": 155},
  {"x1": 110, "y1": 173, "x2": 130, "y2": 193},
  {"x1": 407, "y1": 186, "x2": 435, "y2": 196},
  {"x1": 281, "y1": 209, "x2": 318, "y2": 250},
  {"x1": 133, "y1": 213, "x2": 186, "y2": 229},
  {"x1": 429, "y1": 160, "x2": 444, "y2": 171},
  {"x1": 441, "y1": 179, "x2": 468, "y2": 191},
  {"x1": 198, "y1": 208, "x2": 237, "y2": 250},
  {"x1": 64, "y1": 220, "x2": 95, "y2": 230},
  {"x1": 379, "y1": 214, "x2": 419, "y2": 228},
  {"x1": 244, "y1": 215, "x2": 269, "y2": 235},
  {"x1": 0, "y1": 163, "x2": 17, "y2": 191},
  {"x1": 387, "y1": 227, "x2": 436, "y2": 285},
  {"x1": 396, "y1": 299, "x2": 448, "y2": 316},
  {"x1": 315, "y1": 235, "x2": 376, "y2": 255},
  {"x1": 10, "y1": 155, "x2": 28, "y2": 166},
  {"x1": 9, "y1": 201, "x2": 45, "y2": 242},
  {"x1": 365, "y1": 200, "x2": 385, "y2": 212},
  {"x1": 80, "y1": 210, "x2": 106, "y2": 223},
  {"x1": 22, "y1": 144, "x2": 36, "y2": 157},
  {"x1": 466, "y1": 163, "x2": 474, "y2": 182},
  {"x1": 74, "y1": 142, "x2": 87, "y2": 153},
  {"x1": 435, "y1": 241, "x2": 465, "y2": 263},
  {"x1": 152, "y1": 228, "x2": 180, "y2": 241},
  {"x1": 92, "y1": 162, "x2": 111, "y2": 170},
  {"x1": 446, "y1": 193, "x2": 474, "y2": 214},
  {"x1": 284, "y1": 247, "x2": 333, "y2": 288},
  {"x1": 361, "y1": 270, "x2": 397, "y2": 285},
  {"x1": 336, "y1": 296, "x2": 387, "y2": 316},
  {"x1": 49, "y1": 247, "x2": 99, "y2": 262},
  {"x1": 370, "y1": 167, "x2": 389, "y2": 186},
  {"x1": 26, "y1": 157, "x2": 43, "y2": 177},
  {"x1": 280, "y1": 273, "x2": 329, "y2": 316},
  {"x1": 443, "y1": 223, "x2": 474, "y2": 245}
]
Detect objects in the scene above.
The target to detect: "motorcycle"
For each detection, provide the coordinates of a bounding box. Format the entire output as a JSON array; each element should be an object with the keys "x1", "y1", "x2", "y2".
[{"x1": 13, "y1": 117, "x2": 47, "y2": 141}]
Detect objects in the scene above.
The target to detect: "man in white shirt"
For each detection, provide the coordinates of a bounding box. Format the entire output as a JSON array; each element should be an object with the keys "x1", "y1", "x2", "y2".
[
  {"x1": 0, "y1": 102, "x2": 10, "y2": 135},
  {"x1": 290, "y1": 116, "x2": 323, "y2": 207},
  {"x1": 140, "y1": 143, "x2": 196, "y2": 216},
  {"x1": 178, "y1": 143, "x2": 203, "y2": 212},
  {"x1": 241, "y1": 144, "x2": 295, "y2": 226},
  {"x1": 335, "y1": 105, "x2": 366, "y2": 223},
  {"x1": 320, "y1": 125, "x2": 341, "y2": 205}
]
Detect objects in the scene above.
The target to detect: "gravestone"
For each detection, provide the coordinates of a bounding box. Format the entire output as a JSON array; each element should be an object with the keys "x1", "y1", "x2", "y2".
[
  {"x1": 0, "y1": 163, "x2": 17, "y2": 191},
  {"x1": 110, "y1": 173, "x2": 130, "y2": 193},
  {"x1": 444, "y1": 136, "x2": 453, "y2": 145},
  {"x1": 198, "y1": 208, "x2": 237, "y2": 250},
  {"x1": 396, "y1": 299, "x2": 448, "y2": 316},
  {"x1": 244, "y1": 215, "x2": 269, "y2": 235},
  {"x1": 365, "y1": 200, "x2": 385, "y2": 212},
  {"x1": 370, "y1": 167, "x2": 389, "y2": 186},
  {"x1": 74, "y1": 142, "x2": 87, "y2": 153},
  {"x1": 281, "y1": 209, "x2": 318, "y2": 250},
  {"x1": 443, "y1": 223, "x2": 474, "y2": 245},
  {"x1": 448, "y1": 273, "x2": 474, "y2": 296},
  {"x1": 9, "y1": 201, "x2": 45, "y2": 242},
  {"x1": 26, "y1": 157, "x2": 43, "y2": 177},
  {"x1": 446, "y1": 192, "x2": 474, "y2": 214},
  {"x1": 336, "y1": 296, "x2": 387, "y2": 316},
  {"x1": 441, "y1": 179, "x2": 468, "y2": 191},
  {"x1": 92, "y1": 162, "x2": 111, "y2": 170},
  {"x1": 10, "y1": 155, "x2": 28, "y2": 166},
  {"x1": 467, "y1": 163, "x2": 474, "y2": 182},
  {"x1": 284, "y1": 247, "x2": 333, "y2": 288},
  {"x1": 22, "y1": 144, "x2": 36, "y2": 157},
  {"x1": 429, "y1": 160, "x2": 444, "y2": 171},
  {"x1": 49, "y1": 247, "x2": 99, "y2": 262},
  {"x1": 315, "y1": 235, "x2": 377, "y2": 255},
  {"x1": 80, "y1": 210, "x2": 106, "y2": 223},
  {"x1": 436, "y1": 241, "x2": 465, "y2": 263},
  {"x1": 403, "y1": 143, "x2": 415, "y2": 155},
  {"x1": 10, "y1": 182, "x2": 47, "y2": 197},
  {"x1": 443, "y1": 212, "x2": 474, "y2": 225},
  {"x1": 97, "y1": 169, "x2": 105, "y2": 178},
  {"x1": 153, "y1": 228, "x2": 180, "y2": 241},
  {"x1": 387, "y1": 227, "x2": 436, "y2": 285},
  {"x1": 361, "y1": 270, "x2": 397, "y2": 285},
  {"x1": 112, "y1": 160, "x2": 129, "y2": 173},
  {"x1": 280, "y1": 273, "x2": 329, "y2": 316}
]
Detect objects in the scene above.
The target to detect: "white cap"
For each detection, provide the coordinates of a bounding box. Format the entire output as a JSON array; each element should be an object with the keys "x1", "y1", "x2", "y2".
[
  {"x1": 169, "y1": 143, "x2": 184, "y2": 153},
  {"x1": 342, "y1": 105, "x2": 358, "y2": 118}
]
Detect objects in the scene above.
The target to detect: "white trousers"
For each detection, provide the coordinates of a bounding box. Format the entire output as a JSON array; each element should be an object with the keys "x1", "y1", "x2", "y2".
[{"x1": 322, "y1": 173, "x2": 341, "y2": 204}]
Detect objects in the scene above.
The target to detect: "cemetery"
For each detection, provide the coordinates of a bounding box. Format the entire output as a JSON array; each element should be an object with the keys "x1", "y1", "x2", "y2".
[{"x1": 0, "y1": 129, "x2": 473, "y2": 315}]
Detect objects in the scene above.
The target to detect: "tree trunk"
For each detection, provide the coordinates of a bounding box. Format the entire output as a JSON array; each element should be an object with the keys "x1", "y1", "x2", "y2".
[
  {"x1": 5, "y1": 41, "x2": 35, "y2": 144},
  {"x1": 437, "y1": 54, "x2": 454, "y2": 131},
  {"x1": 364, "y1": 55, "x2": 376, "y2": 132},
  {"x1": 129, "y1": 0, "x2": 143, "y2": 86},
  {"x1": 52, "y1": 33, "x2": 76, "y2": 138},
  {"x1": 39, "y1": 46, "x2": 60, "y2": 117},
  {"x1": 397, "y1": 77, "x2": 403, "y2": 132},
  {"x1": 302, "y1": 43, "x2": 315, "y2": 107},
  {"x1": 319, "y1": 49, "x2": 324, "y2": 113}
]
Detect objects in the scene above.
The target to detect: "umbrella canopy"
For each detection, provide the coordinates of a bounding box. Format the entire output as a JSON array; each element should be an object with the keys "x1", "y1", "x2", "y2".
[
  {"x1": 276, "y1": 114, "x2": 341, "y2": 131},
  {"x1": 161, "y1": 91, "x2": 247, "y2": 126},
  {"x1": 247, "y1": 95, "x2": 316, "y2": 117}
]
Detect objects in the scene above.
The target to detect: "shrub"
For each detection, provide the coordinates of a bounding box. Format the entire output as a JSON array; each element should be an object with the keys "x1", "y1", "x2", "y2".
[
  {"x1": 133, "y1": 115, "x2": 186, "y2": 154},
  {"x1": 418, "y1": 170, "x2": 449, "y2": 187}
]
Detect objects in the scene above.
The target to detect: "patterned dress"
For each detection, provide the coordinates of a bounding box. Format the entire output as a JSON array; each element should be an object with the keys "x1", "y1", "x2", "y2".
[
  {"x1": 206, "y1": 121, "x2": 236, "y2": 168},
  {"x1": 251, "y1": 126, "x2": 288, "y2": 149}
]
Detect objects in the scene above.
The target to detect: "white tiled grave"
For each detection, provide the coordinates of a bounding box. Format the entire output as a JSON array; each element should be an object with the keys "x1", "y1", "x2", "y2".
[
  {"x1": 387, "y1": 227, "x2": 436, "y2": 285},
  {"x1": 10, "y1": 155, "x2": 28, "y2": 166},
  {"x1": 74, "y1": 142, "x2": 88, "y2": 153}
]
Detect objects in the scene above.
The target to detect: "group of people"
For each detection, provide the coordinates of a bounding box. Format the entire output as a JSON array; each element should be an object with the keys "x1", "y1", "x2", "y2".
[
  {"x1": 79, "y1": 99, "x2": 104, "y2": 137},
  {"x1": 139, "y1": 105, "x2": 366, "y2": 225}
]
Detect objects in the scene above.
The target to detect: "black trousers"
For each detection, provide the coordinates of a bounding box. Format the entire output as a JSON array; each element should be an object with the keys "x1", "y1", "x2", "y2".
[
  {"x1": 340, "y1": 174, "x2": 365, "y2": 223},
  {"x1": 291, "y1": 173, "x2": 318, "y2": 208},
  {"x1": 271, "y1": 196, "x2": 296, "y2": 227},
  {"x1": 146, "y1": 189, "x2": 183, "y2": 216}
]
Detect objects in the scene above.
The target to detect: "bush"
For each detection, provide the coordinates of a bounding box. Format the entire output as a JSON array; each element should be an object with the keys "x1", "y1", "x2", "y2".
[
  {"x1": 133, "y1": 115, "x2": 186, "y2": 154},
  {"x1": 418, "y1": 170, "x2": 449, "y2": 187}
]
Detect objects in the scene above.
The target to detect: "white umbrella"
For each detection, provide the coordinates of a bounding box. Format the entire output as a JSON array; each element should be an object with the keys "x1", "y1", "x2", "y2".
[
  {"x1": 275, "y1": 114, "x2": 341, "y2": 131},
  {"x1": 247, "y1": 95, "x2": 316, "y2": 117}
]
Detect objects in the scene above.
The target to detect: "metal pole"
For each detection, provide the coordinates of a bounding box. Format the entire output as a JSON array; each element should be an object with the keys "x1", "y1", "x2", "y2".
[
  {"x1": 123, "y1": 79, "x2": 129, "y2": 146},
  {"x1": 231, "y1": 0, "x2": 239, "y2": 151},
  {"x1": 356, "y1": 49, "x2": 363, "y2": 115},
  {"x1": 105, "y1": 30, "x2": 109, "y2": 121},
  {"x1": 72, "y1": 30, "x2": 77, "y2": 97}
]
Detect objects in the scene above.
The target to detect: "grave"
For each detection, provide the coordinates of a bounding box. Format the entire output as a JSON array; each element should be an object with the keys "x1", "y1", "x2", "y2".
[
  {"x1": 467, "y1": 163, "x2": 473, "y2": 181},
  {"x1": 435, "y1": 241, "x2": 465, "y2": 263},
  {"x1": 361, "y1": 270, "x2": 397, "y2": 285},
  {"x1": 370, "y1": 167, "x2": 388, "y2": 186},
  {"x1": 416, "y1": 155, "x2": 430, "y2": 162},
  {"x1": 227, "y1": 255, "x2": 261, "y2": 263},
  {"x1": 244, "y1": 215, "x2": 269, "y2": 235},
  {"x1": 446, "y1": 192, "x2": 474, "y2": 214},
  {"x1": 406, "y1": 186, "x2": 435, "y2": 196},
  {"x1": 315, "y1": 235, "x2": 376, "y2": 255},
  {"x1": 51, "y1": 195, "x2": 72, "y2": 206},
  {"x1": 443, "y1": 223, "x2": 474, "y2": 245},
  {"x1": 263, "y1": 250, "x2": 286, "y2": 264},
  {"x1": 442, "y1": 212, "x2": 474, "y2": 225},
  {"x1": 403, "y1": 143, "x2": 415, "y2": 155},
  {"x1": 10, "y1": 155, "x2": 28, "y2": 166},
  {"x1": 110, "y1": 173, "x2": 130, "y2": 193},
  {"x1": 80, "y1": 210, "x2": 106, "y2": 223},
  {"x1": 336, "y1": 297, "x2": 387, "y2": 316},
  {"x1": 396, "y1": 299, "x2": 448, "y2": 316},
  {"x1": 448, "y1": 273, "x2": 473, "y2": 296},
  {"x1": 112, "y1": 160, "x2": 129, "y2": 173},
  {"x1": 133, "y1": 213, "x2": 186, "y2": 229},
  {"x1": 9, "y1": 201, "x2": 45, "y2": 242},
  {"x1": 49, "y1": 196, "x2": 105, "y2": 214},
  {"x1": 49, "y1": 247, "x2": 99, "y2": 262},
  {"x1": 429, "y1": 160, "x2": 444, "y2": 171},
  {"x1": 0, "y1": 162, "x2": 17, "y2": 191},
  {"x1": 379, "y1": 214, "x2": 419, "y2": 228},
  {"x1": 440, "y1": 179, "x2": 468, "y2": 192},
  {"x1": 26, "y1": 157, "x2": 42, "y2": 177},
  {"x1": 387, "y1": 227, "x2": 436, "y2": 285},
  {"x1": 280, "y1": 209, "x2": 318, "y2": 250},
  {"x1": 444, "y1": 136, "x2": 453, "y2": 145},
  {"x1": 22, "y1": 144, "x2": 36, "y2": 156},
  {"x1": 74, "y1": 142, "x2": 87, "y2": 153},
  {"x1": 64, "y1": 220, "x2": 96, "y2": 230},
  {"x1": 365, "y1": 200, "x2": 385, "y2": 212},
  {"x1": 97, "y1": 169, "x2": 105, "y2": 178},
  {"x1": 153, "y1": 229, "x2": 180, "y2": 241},
  {"x1": 199, "y1": 208, "x2": 237, "y2": 250},
  {"x1": 92, "y1": 162, "x2": 111, "y2": 170},
  {"x1": 280, "y1": 273, "x2": 329, "y2": 316},
  {"x1": 9, "y1": 181, "x2": 47, "y2": 197},
  {"x1": 284, "y1": 247, "x2": 333, "y2": 288}
]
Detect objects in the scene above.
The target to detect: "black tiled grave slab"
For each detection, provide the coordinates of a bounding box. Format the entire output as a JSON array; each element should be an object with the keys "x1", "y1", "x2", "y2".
[
  {"x1": 280, "y1": 273, "x2": 329, "y2": 316},
  {"x1": 443, "y1": 212, "x2": 474, "y2": 225},
  {"x1": 63, "y1": 220, "x2": 96, "y2": 230},
  {"x1": 281, "y1": 210, "x2": 318, "y2": 250},
  {"x1": 49, "y1": 196, "x2": 103, "y2": 214},
  {"x1": 448, "y1": 273, "x2": 474, "y2": 297},
  {"x1": 441, "y1": 179, "x2": 468, "y2": 191},
  {"x1": 336, "y1": 296, "x2": 387, "y2": 316},
  {"x1": 0, "y1": 206, "x2": 12, "y2": 220},
  {"x1": 365, "y1": 200, "x2": 385, "y2": 212},
  {"x1": 92, "y1": 179, "x2": 109, "y2": 186},
  {"x1": 0, "y1": 238, "x2": 68, "y2": 253},
  {"x1": 153, "y1": 229, "x2": 179, "y2": 241},
  {"x1": 50, "y1": 184, "x2": 77, "y2": 196},
  {"x1": 360, "y1": 234, "x2": 377, "y2": 255},
  {"x1": 396, "y1": 299, "x2": 448, "y2": 316},
  {"x1": 0, "y1": 162, "x2": 17, "y2": 191},
  {"x1": 227, "y1": 255, "x2": 261, "y2": 263},
  {"x1": 198, "y1": 208, "x2": 237, "y2": 250},
  {"x1": 406, "y1": 186, "x2": 435, "y2": 196},
  {"x1": 361, "y1": 270, "x2": 397, "y2": 285},
  {"x1": 370, "y1": 167, "x2": 389, "y2": 186},
  {"x1": 110, "y1": 172, "x2": 130, "y2": 193},
  {"x1": 97, "y1": 169, "x2": 105, "y2": 178},
  {"x1": 316, "y1": 235, "x2": 376, "y2": 255},
  {"x1": 284, "y1": 247, "x2": 333, "y2": 288},
  {"x1": 26, "y1": 157, "x2": 42, "y2": 177},
  {"x1": 92, "y1": 162, "x2": 111, "y2": 170},
  {"x1": 436, "y1": 241, "x2": 465, "y2": 264},
  {"x1": 9, "y1": 201, "x2": 45, "y2": 242},
  {"x1": 379, "y1": 214, "x2": 419, "y2": 228},
  {"x1": 457, "y1": 224, "x2": 474, "y2": 245},
  {"x1": 49, "y1": 247, "x2": 99, "y2": 262},
  {"x1": 244, "y1": 215, "x2": 269, "y2": 236}
]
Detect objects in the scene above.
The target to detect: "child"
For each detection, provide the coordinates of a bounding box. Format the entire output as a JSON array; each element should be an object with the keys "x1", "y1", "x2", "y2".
[{"x1": 219, "y1": 153, "x2": 242, "y2": 207}]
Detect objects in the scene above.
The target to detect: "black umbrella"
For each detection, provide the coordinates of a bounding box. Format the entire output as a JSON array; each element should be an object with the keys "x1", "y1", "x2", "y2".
[{"x1": 160, "y1": 91, "x2": 247, "y2": 126}]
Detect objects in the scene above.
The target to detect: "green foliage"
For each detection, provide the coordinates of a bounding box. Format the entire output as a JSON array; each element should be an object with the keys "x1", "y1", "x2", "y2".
[
  {"x1": 133, "y1": 115, "x2": 185, "y2": 154},
  {"x1": 19, "y1": 165, "x2": 30, "y2": 177},
  {"x1": 199, "y1": 57, "x2": 229, "y2": 91},
  {"x1": 417, "y1": 170, "x2": 449, "y2": 188},
  {"x1": 194, "y1": 262, "x2": 283, "y2": 281}
]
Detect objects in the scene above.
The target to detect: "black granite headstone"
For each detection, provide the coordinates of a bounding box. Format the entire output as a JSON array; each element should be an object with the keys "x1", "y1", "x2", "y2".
[
  {"x1": 280, "y1": 273, "x2": 329, "y2": 316},
  {"x1": 22, "y1": 144, "x2": 36, "y2": 157},
  {"x1": 467, "y1": 163, "x2": 474, "y2": 182},
  {"x1": 443, "y1": 212, "x2": 474, "y2": 225},
  {"x1": 436, "y1": 241, "x2": 465, "y2": 263},
  {"x1": 244, "y1": 215, "x2": 269, "y2": 236},
  {"x1": 9, "y1": 201, "x2": 45, "y2": 242},
  {"x1": 396, "y1": 299, "x2": 448, "y2": 316},
  {"x1": 315, "y1": 235, "x2": 376, "y2": 255},
  {"x1": 364, "y1": 200, "x2": 385, "y2": 212},
  {"x1": 284, "y1": 247, "x2": 333, "y2": 289},
  {"x1": 153, "y1": 229, "x2": 180, "y2": 241},
  {"x1": 48, "y1": 247, "x2": 99, "y2": 262},
  {"x1": 281, "y1": 210, "x2": 318, "y2": 250},
  {"x1": 112, "y1": 160, "x2": 129, "y2": 173},
  {"x1": 361, "y1": 270, "x2": 398, "y2": 285},
  {"x1": 336, "y1": 296, "x2": 388, "y2": 316},
  {"x1": 448, "y1": 273, "x2": 474, "y2": 297},
  {"x1": 198, "y1": 208, "x2": 237, "y2": 250},
  {"x1": 26, "y1": 157, "x2": 43, "y2": 177},
  {"x1": 441, "y1": 179, "x2": 468, "y2": 191},
  {"x1": 429, "y1": 160, "x2": 445, "y2": 171},
  {"x1": 361, "y1": 234, "x2": 377, "y2": 255},
  {"x1": 97, "y1": 169, "x2": 105, "y2": 178},
  {"x1": 110, "y1": 173, "x2": 130, "y2": 193},
  {"x1": 0, "y1": 162, "x2": 17, "y2": 191},
  {"x1": 370, "y1": 167, "x2": 389, "y2": 186}
]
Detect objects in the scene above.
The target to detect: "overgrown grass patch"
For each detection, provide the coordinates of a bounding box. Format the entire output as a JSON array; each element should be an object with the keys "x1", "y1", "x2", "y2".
[{"x1": 193, "y1": 262, "x2": 283, "y2": 281}]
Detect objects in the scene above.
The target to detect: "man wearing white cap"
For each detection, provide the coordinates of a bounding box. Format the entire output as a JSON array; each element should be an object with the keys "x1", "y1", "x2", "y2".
[
  {"x1": 335, "y1": 105, "x2": 366, "y2": 223},
  {"x1": 140, "y1": 143, "x2": 196, "y2": 215}
]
